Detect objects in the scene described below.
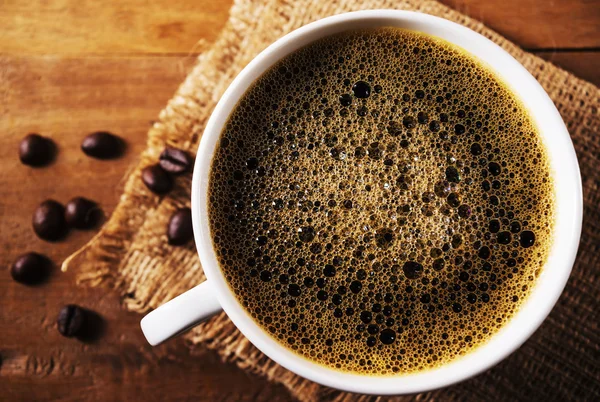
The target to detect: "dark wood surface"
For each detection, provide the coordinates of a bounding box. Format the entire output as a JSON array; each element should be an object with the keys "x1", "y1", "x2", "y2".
[{"x1": 1, "y1": 1, "x2": 598, "y2": 400}]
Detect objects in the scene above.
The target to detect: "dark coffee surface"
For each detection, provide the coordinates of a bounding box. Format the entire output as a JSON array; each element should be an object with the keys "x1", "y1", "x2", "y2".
[{"x1": 208, "y1": 27, "x2": 554, "y2": 375}]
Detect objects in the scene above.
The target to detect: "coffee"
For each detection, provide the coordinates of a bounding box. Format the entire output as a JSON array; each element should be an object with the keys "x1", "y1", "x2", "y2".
[{"x1": 208, "y1": 28, "x2": 554, "y2": 375}]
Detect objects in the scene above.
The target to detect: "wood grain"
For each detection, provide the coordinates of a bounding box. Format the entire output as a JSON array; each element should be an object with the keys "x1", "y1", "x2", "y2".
[
  {"x1": 1, "y1": 270, "x2": 292, "y2": 402},
  {"x1": 441, "y1": 0, "x2": 600, "y2": 49},
  {"x1": 0, "y1": 0, "x2": 230, "y2": 54},
  {"x1": 533, "y1": 51, "x2": 600, "y2": 87},
  {"x1": 0, "y1": 0, "x2": 598, "y2": 401},
  {"x1": 1, "y1": 0, "x2": 599, "y2": 54}
]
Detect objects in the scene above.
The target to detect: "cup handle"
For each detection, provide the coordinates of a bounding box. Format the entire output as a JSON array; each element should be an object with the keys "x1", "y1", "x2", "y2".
[{"x1": 140, "y1": 281, "x2": 222, "y2": 346}]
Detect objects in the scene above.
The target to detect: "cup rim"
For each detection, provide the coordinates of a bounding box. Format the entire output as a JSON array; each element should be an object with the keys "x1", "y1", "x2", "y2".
[{"x1": 191, "y1": 10, "x2": 582, "y2": 395}]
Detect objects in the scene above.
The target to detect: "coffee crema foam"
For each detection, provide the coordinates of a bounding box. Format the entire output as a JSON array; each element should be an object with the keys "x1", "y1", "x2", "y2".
[{"x1": 208, "y1": 28, "x2": 554, "y2": 375}]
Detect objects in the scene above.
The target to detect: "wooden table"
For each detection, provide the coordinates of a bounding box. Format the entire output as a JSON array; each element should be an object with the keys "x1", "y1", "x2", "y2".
[{"x1": 1, "y1": 1, "x2": 598, "y2": 400}]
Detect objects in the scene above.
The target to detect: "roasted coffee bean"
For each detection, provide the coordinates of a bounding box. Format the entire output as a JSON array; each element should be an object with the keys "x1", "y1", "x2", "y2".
[
  {"x1": 65, "y1": 197, "x2": 99, "y2": 229},
  {"x1": 142, "y1": 164, "x2": 173, "y2": 194},
  {"x1": 32, "y1": 200, "x2": 66, "y2": 241},
  {"x1": 167, "y1": 208, "x2": 193, "y2": 245},
  {"x1": 19, "y1": 134, "x2": 55, "y2": 166},
  {"x1": 81, "y1": 132, "x2": 124, "y2": 159},
  {"x1": 159, "y1": 147, "x2": 193, "y2": 174},
  {"x1": 57, "y1": 305, "x2": 86, "y2": 337},
  {"x1": 10, "y1": 252, "x2": 50, "y2": 284}
]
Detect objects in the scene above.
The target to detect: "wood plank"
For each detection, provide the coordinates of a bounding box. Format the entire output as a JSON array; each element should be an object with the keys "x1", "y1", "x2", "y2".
[
  {"x1": 1, "y1": 0, "x2": 599, "y2": 55},
  {"x1": 441, "y1": 0, "x2": 600, "y2": 49},
  {"x1": 0, "y1": 54, "x2": 293, "y2": 401},
  {"x1": 1, "y1": 268, "x2": 292, "y2": 401},
  {"x1": 0, "y1": 0, "x2": 231, "y2": 54},
  {"x1": 534, "y1": 51, "x2": 600, "y2": 87}
]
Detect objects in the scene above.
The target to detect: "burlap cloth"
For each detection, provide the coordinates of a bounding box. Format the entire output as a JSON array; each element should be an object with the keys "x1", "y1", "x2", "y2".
[{"x1": 63, "y1": 0, "x2": 600, "y2": 400}]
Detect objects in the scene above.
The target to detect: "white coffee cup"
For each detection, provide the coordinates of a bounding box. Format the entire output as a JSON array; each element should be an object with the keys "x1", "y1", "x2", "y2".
[{"x1": 141, "y1": 10, "x2": 582, "y2": 395}]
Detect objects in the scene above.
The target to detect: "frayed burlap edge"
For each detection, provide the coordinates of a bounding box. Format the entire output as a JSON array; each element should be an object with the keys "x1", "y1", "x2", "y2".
[{"x1": 62, "y1": 0, "x2": 600, "y2": 401}]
